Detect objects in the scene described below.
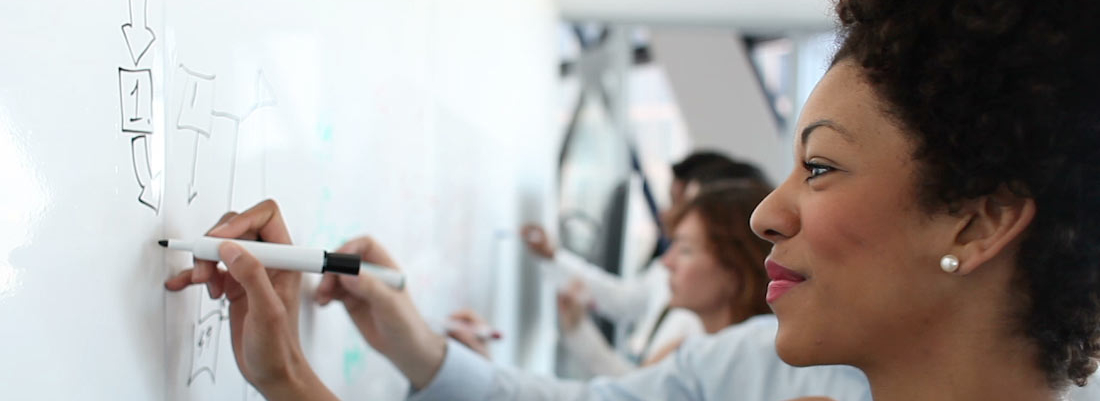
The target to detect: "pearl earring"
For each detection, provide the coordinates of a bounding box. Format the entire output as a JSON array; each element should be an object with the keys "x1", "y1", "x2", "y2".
[{"x1": 940, "y1": 255, "x2": 960, "y2": 273}]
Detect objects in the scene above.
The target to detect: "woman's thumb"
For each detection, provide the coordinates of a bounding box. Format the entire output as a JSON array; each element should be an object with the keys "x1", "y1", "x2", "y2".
[{"x1": 220, "y1": 241, "x2": 285, "y2": 316}]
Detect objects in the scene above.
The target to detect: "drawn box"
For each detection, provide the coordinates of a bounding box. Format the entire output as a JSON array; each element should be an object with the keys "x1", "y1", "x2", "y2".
[
  {"x1": 177, "y1": 66, "x2": 216, "y2": 136},
  {"x1": 119, "y1": 68, "x2": 154, "y2": 134}
]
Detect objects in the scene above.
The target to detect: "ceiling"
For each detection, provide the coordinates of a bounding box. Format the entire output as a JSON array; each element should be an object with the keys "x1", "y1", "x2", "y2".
[{"x1": 557, "y1": 0, "x2": 836, "y2": 34}]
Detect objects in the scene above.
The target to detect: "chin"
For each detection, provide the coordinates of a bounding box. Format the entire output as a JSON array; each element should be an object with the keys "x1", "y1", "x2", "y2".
[{"x1": 773, "y1": 320, "x2": 826, "y2": 367}]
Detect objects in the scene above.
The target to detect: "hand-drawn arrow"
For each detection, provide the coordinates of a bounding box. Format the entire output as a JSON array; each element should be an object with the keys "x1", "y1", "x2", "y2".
[
  {"x1": 131, "y1": 135, "x2": 162, "y2": 213},
  {"x1": 121, "y1": 0, "x2": 155, "y2": 66}
]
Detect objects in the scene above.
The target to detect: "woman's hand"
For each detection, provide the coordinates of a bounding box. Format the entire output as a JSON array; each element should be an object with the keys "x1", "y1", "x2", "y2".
[
  {"x1": 163, "y1": 200, "x2": 335, "y2": 401},
  {"x1": 521, "y1": 224, "x2": 556, "y2": 259},
  {"x1": 445, "y1": 309, "x2": 496, "y2": 359},
  {"x1": 314, "y1": 236, "x2": 446, "y2": 390},
  {"x1": 557, "y1": 278, "x2": 589, "y2": 333}
]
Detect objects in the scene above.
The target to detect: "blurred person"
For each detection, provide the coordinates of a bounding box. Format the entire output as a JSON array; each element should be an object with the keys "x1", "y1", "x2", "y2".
[
  {"x1": 549, "y1": 182, "x2": 773, "y2": 375},
  {"x1": 522, "y1": 155, "x2": 768, "y2": 375}
]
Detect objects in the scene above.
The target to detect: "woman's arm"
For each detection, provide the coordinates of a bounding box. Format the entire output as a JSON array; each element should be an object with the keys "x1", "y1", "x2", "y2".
[
  {"x1": 552, "y1": 249, "x2": 660, "y2": 324},
  {"x1": 561, "y1": 317, "x2": 637, "y2": 376},
  {"x1": 523, "y1": 224, "x2": 656, "y2": 324}
]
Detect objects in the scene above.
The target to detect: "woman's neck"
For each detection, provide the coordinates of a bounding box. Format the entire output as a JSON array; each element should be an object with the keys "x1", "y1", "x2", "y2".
[
  {"x1": 696, "y1": 304, "x2": 737, "y2": 334},
  {"x1": 859, "y1": 312, "x2": 1057, "y2": 401}
]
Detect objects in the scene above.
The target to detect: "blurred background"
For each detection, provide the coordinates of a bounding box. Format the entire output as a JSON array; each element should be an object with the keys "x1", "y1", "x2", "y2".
[
  {"x1": 541, "y1": 0, "x2": 836, "y2": 379},
  {"x1": 0, "y1": 0, "x2": 845, "y2": 399}
]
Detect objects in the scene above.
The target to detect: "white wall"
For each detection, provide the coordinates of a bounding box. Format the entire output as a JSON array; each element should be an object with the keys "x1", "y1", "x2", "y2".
[
  {"x1": 0, "y1": 0, "x2": 560, "y2": 399},
  {"x1": 558, "y1": 0, "x2": 833, "y2": 33}
]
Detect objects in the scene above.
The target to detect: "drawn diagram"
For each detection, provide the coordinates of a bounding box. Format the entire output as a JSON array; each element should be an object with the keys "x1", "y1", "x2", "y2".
[
  {"x1": 177, "y1": 65, "x2": 216, "y2": 203},
  {"x1": 119, "y1": 68, "x2": 154, "y2": 133},
  {"x1": 187, "y1": 297, "x2": 229, "y2": 385},
  {"x1": 120, "y1": 0, "x2": 155, "y2": 66},
  {"x1": 175, "y1": 64, "x2": 276, "y2": 205},
  {"x1": 177, "y1": 66, "x2": 216, "y2": 136},
  {"x1": 176, "y1": 65, "x2": 280, "y2": 390},
  {"x1": 130, "y1": 136, "x2": 161, "y2": 210},
  {"x1": 117, "y1": 0, "x2": 161, "y2": 213}
]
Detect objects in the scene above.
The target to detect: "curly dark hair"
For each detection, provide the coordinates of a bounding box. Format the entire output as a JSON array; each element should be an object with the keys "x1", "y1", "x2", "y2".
[{"x1": 832, "y1": 0, "x2": 1100, "y2": 388}]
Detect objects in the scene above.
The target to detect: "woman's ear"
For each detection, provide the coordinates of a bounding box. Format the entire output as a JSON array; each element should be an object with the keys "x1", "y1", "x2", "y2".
[{"x1": 949, "y1": 186, "x2": 1036, "y2": 275}]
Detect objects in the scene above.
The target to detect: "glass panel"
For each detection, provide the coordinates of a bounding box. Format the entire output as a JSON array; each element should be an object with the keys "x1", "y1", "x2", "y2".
[{"x1": 558, "y1": 89, "x2": 631, "y2": 262}]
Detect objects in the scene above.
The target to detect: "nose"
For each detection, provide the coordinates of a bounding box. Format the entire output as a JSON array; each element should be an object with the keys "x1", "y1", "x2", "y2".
[
  {"x1": 750, "y1": 175, "x2": 799, "y2": 244},
  {"x1": 661, "y1": 249, "x2": 677, "y2": 272}
]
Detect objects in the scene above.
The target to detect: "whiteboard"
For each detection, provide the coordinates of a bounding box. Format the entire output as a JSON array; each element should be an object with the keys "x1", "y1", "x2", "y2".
[{"x1": 0, "y1": 0, "x2": 558, "y2": 399}]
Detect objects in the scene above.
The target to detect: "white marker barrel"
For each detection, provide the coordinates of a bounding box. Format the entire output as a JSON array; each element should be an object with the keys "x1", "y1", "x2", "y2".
[
  {"x1": 188, "y1": 236, "x2": 325, "y2": 273},
  {"x1": 165, "y1": 237, "x2": 405, "y2": 289}
]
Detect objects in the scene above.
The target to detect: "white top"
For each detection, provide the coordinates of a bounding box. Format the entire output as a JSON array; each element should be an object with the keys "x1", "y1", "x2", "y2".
[
  {"x1": 408, "y1": 315, "x2": 873, "y2": 401},
  {"x1": 561, "y1": 308, "x2": 704, "y2": 377},
  {"x1": 552, "y1": 250, "x2": 665, "y2": 325},
  {"x1": 551, "y1": 250, "x2": 705, "y2": 369},
  {"x1": 1067, "y1": 376, "x2": 1100, "y2": 401}
]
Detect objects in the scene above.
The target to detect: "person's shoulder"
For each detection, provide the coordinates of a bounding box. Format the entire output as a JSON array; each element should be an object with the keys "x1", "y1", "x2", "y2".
[
  {"x1": 714, "y1": 314, "x2": 778, "y2": 343},
  {"x1": 675, "y1": 315, "x2": 870, "y2": 400},
  {"x1": 678, "y1": 314, "x2": 778, "y2": 360}
]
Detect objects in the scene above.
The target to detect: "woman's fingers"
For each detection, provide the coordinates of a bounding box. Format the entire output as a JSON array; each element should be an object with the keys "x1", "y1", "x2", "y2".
[
  {"x1": 165, "y1": 269, "x2": 195, "y2": 291},
  {"x1": 337, "y1": 236, "x2": 399, "y2": 269},
  {"x1": 192, "y1": 211, "x2": 240, "y2": 283},
  {"x1": 449, "y1": 308, "x2": 484, "y2": 325},
  {"x1": 207, "y1": 270, "x2": 225, "y2": 299},
  {"x1": 165, "y1": 267, "x2": 225, "y2": 299},
  {"x1": 208, "y1": 200, "x2": 291, "y2": 245},
  {"x1": 220, "y1": 242, "x2": 286, "y2": 319},
  {"x1": 314, "y1": 237, "x2": 406, "y2": 308},
  {"x1": 450, "y1": 309, "x2": 473, "y2": 320},
  {"x1": 191, "y1": 200, "x2": 294, "y2": 299},
  {"x1": 520, "y1": 225, "x2": 555, "y2": 258},
  {"x1": 314, "y1": 274, "x2": 343, "y2": 305},
  {"x1": 520, "y1": 225, "x2": 544, "y2": 246},
  {"x1": 447, "y1": 327, "x2": 488, "y2": 358}
]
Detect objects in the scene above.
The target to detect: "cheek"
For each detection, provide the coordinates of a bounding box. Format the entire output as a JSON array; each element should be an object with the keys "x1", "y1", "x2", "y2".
[
  {"x1": 679, "y1": 259, "x2": 735, "y2": 302},
  {"x1": 800, "y1": 188, "x2": 911, "y2": 272},
  {"x1": 794, "y1": 185, "x2": 946, "y2": 348},
  {"x1": 795, "y1": 190, "x2": 926, "y2": 322},
  {"x1": 671, "y1": 260, "x2": 699, "y2": 289},
  {"x1": 671, "y1": 259, "x2": 706, "y2": 299}
]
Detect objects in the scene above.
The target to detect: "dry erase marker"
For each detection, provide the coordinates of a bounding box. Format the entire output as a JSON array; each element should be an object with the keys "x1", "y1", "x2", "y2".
[
  {"x1": 436, "y1": 319, "x2": 503, "y2": 341},
  {"x1": 159, "y1": 237, "x2": 405, "y2": 290}
]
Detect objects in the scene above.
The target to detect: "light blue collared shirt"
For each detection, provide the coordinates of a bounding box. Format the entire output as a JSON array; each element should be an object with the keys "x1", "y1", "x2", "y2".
[{"x1": 409, "y1": 315, "x2": 872, "y2": 401}]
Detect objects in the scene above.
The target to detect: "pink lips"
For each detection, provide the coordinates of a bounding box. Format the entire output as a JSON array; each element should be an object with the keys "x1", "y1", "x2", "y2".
[{"x1": 765, "y1": 259, "x2": 806, "y2": 303}]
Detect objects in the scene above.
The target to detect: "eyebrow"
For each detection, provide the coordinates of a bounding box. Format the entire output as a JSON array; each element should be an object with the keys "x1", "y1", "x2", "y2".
[{"x1": 800, "y1": 119, "x2": 855, "y2": 145}]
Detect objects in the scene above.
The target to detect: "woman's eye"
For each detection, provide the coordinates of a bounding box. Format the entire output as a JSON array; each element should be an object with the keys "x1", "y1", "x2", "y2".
[{"x1": 803, "y1": 162, "x2": 834, "y2": 180}]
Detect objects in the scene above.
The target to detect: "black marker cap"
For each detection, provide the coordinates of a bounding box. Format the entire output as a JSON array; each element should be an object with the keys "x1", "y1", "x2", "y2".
[{"x1": 323, "y1": 252, "x2": 361, "y2": 275}]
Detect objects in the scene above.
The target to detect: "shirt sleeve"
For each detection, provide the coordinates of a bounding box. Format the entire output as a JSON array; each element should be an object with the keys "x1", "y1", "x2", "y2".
[
  {"x1": 561, "y1": 317, "x2": 637, "y2": 377},
  {"x1": 405, "y1": 329, "x2": 716, "y2": 401},
  {"x1": 409, "y1": 317, "x2": 871, "y2": 401},
  {"x1": 553, "y1": 250, "x2": 653, "y2": 324},
  {"x1": 408, "y1": 339, "x2": 593, "y2": 401},
  {"x1": 407, "y1": 339, "x2": 495, "y2": 401}
]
